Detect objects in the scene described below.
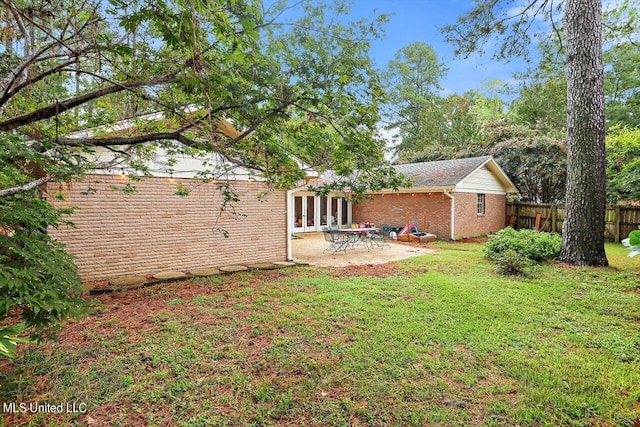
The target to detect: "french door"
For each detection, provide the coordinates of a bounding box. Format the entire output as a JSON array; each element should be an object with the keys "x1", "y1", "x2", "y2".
[
  {"x1": 293, "y1": 194, "x2": 351, "y2": 233},
  {"x1": 293, "y1": 195, "x2": 317, "y2": 233}
]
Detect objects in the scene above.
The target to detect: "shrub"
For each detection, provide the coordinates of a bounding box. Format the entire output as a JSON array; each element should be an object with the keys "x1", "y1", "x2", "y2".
[
  {"x1": 494, "y1": 249, "x2": 532, "y2": 276},
  {"x1": 484, "y1": 227, "x2": 562, "y2": 274},
  {"x1": 1, "y1": 192, "x2": 88, "y2": 358},
  {"x1": 621, "y1": 227, "x2": 640, "y2": 257}
]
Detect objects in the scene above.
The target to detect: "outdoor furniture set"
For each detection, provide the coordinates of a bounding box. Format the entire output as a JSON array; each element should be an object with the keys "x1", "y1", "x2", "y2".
[
  {"x1": 322, "y1": 223, "x2": 391, "y2": 253},
  {"x1": 322, "y1": 222, "x2": 437, "y2": 253}
]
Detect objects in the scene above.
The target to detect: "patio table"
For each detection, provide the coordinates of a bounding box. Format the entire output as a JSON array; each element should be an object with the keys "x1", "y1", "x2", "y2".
[{"x1": 338, "y1": 227, "x2": 379, "y2": 250}]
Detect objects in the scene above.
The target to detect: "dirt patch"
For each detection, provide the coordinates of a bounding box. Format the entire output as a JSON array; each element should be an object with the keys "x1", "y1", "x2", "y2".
[
  {"x1": 452, "y1": 236, "x2": 489, "y2": 244},
  {"x1": 329, "y1": 263, "x2": 401, "y2": 278}
]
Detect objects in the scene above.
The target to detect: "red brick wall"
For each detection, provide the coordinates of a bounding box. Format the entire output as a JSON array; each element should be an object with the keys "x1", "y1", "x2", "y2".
[
  {"x1": 47, "y1": 175, "x2": 287, "y2": 281},
  {"x1": 453, "y1": 192, "x2": 506, "y2": 238},
  {"x1": 352, "y1": 192, "x2": 452, "y2": 238},
  {"x1": 352, "y1": 191, "x2": 507, "y2": 239}
]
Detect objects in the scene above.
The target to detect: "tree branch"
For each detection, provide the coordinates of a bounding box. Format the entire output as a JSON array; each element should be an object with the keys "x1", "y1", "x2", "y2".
[
  {"x1": 0, "y1": 1, "x2": 99, "y2": 102},
  {"x1": 54, "y1": 131, "x2": 198, "y2": 148},
  {"x1": 0, "y1": 72, "x2": 178, "y2": 131},
  {"x1": 0, "y1": 176, "x2": 51, "y2": 198},
  {"x1": 0, "y1": 57, "x2": 80, "y2": 107}
]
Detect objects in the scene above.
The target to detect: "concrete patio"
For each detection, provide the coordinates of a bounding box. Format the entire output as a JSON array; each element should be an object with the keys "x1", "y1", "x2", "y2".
[{"x1": 291, "y1": 232, "x2": 437, "y2": 268}]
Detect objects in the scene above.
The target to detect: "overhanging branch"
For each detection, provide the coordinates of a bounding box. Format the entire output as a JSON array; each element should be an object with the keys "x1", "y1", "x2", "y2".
[
  {"x1": 0, "y1": 72, "x2": 178, "y2": 131},
  {"x1": 0, "y1": 176, "x2": 52, "y2": 198},
  {"x1": 53, "y1": 130, "x2": 199, "y2": 148}
]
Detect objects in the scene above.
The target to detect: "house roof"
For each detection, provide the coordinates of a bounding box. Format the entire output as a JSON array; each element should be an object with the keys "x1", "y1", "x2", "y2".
[
  {"x1": 292, "y1": 156, "x2": 518, "y2": 194},
  {"x1": 394, "y1": 156, "x2": 517, "y2": 193}
]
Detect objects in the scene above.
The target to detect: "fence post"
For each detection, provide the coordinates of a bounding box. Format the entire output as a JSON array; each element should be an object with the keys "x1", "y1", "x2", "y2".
[
  {"x1": 614, "y1": 206, "x2": 621, "y2": 242},
  {"x1": 551, "y1": 205, "x2": 557, "y2": 233}
]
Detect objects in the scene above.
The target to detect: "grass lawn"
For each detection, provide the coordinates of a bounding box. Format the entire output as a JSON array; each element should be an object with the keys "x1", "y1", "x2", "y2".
[{"x1": 1, "y1": 242, "x2": 639, "y2": 426}]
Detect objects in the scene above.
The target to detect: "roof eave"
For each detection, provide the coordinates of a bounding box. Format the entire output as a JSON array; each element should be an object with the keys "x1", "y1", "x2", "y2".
[{"x1": 367, "y1": 187, "x2": 454, "y2": 195}]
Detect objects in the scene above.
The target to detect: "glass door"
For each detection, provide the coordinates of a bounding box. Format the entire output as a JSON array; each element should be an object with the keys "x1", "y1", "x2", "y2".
[
  {"x1": 320, "y1": 197, "x2": 329, "y2": 227},
  {"x1": 329, "y1": 196, "x2": 350, "y2": 227},
  {"x1": 292, "y1": 195, "x2": 318, "y2": 233},
  {"x1": 305, "y1": 195, "x2": 316, "y2": 231},
  {"x1": 293, "y1": 196, "x2": 304, "y2": 233}
]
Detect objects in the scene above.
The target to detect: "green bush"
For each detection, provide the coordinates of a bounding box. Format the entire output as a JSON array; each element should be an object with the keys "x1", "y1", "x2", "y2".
[
  {"x1": 484, "y1": 227, "x2": 562, "y2": 264},
  {"x1": 494, "y1": 248, "x2": 532, "y2": 276},
  {"x1": 1, "y1": 134, "x2": 89, "y2": 358},
  {"x1": 1, "y1": 192, "x2": 88, "y2": 358},
  {"x1": 621, "y1": 227, "x2": 640, "y2": 257}
]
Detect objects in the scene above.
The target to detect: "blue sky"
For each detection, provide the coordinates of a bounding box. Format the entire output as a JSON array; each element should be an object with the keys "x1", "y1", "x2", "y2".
[{"x1": 347, "y1": 0, "x2": 531, "y2": 96}]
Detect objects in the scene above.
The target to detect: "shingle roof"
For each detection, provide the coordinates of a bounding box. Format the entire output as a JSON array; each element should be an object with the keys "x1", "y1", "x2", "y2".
[
  {"x1": 394, "y1": 156, "x2": 493, "y2": 188},
  {"x1": 303, "y1": 155, "x2": 517, "y2": 193}
]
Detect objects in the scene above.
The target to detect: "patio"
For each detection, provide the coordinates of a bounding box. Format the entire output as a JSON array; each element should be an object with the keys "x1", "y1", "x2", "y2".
[{"x1": 291, "y1": 232, "x2": 438, "y2": 267}]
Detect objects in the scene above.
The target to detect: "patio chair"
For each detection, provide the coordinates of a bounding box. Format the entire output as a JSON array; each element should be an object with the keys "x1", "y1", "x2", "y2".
[
  {"x1": 368, "y1": 223, "x2": 391, "y2": 248},
  {"x1": 322, "y1": 227, "x2": 347, "y2": 253}
]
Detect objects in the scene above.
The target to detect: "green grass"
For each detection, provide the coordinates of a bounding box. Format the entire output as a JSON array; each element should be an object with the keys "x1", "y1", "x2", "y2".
[{"x1": 1, "y1": 242, "x2": 638, "y2": 426}]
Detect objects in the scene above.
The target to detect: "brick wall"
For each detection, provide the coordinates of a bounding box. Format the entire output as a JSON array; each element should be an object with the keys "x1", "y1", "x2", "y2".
[
  {"x1": 352, "y1": 191, "x2": 507, "y2": 239},
  {"x1": 47, "y1": 174, "x2": 287, "y2": 281},
  {"x1": 352, "y1": 192, "x2": 452, "y2": 238},
  {"x1": 453, "y1": 192, "x2": 506, "y2": 238}
]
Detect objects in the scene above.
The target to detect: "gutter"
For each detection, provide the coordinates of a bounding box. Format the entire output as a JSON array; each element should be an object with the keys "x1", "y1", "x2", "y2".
[
  {"x1": 367, "y1": 187, "x2": 450, "y2": 195},
  {"x1": 443, "y1": 189, "x2": 455, "y2": 240}
]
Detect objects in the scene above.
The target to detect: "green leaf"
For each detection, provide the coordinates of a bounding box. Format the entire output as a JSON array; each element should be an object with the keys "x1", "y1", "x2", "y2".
[{"x1": 0, "y1": 323, "x2": 34, "y2": 358}]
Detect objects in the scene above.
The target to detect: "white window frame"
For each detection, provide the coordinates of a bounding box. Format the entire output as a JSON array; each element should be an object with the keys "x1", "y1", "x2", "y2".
[{"x1": 477, "y1": 193, "x2": 486, "y2": 216}]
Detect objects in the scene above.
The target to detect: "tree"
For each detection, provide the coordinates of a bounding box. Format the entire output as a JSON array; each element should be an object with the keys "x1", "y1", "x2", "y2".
[
  {"x1": 442, "y1": 0, "x2": 609, "y2": 266},
  {"x1": 381, "y1": 42, "x2": 448, "y2": 159},
  {"x1": 0, "y1": 0, "x2": 404, "y2": 355},
  {"x1": 511, "y1": 77, "x2": 567, "y2": 132},
  {"x1": 604, "y1": 43, "x2": 640, "y2": 128},
  {"x1": 602, "y1": 0, "x2": 640, "y2": 127},
  {"x1": 606, "y1": 126, "x2": 640, "y2": 204},
  {"x1": 488, "y1": 123, "x2": 566, "y2": 203},
  {"x1": 0, "y1": 134, "x2": 88, "y2": 358},
  {"x1": 510, "y1": 3, "x2": 640, "y2": 129},
  {"x1": 397, "y1": 93, "x2": 487, "y2": 163},
  {"x1": 558, "y1": 0, "x2": 608, "y2": 266}
]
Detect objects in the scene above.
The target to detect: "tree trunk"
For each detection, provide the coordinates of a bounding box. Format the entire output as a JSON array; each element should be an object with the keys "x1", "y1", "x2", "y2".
[{"x1": 559, "y1": 0, "x2": 609, "y2": 266}]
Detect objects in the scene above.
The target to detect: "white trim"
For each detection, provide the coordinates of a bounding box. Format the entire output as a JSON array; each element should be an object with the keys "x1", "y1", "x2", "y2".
[
  {"x1": 457, "y1": 157, "x2": 517, "y2": 194},
  {"x1": 368, "y1": 187, "x2": 508, "y2": 197},
  {"x1": 444, "y1": 189, "x2": 455, "y2": 240},
  {"x1": 289, "y1": 189, "x2": 352, "y2": 233},
  {"x1": 286, "y1": 187, "x2": 296, "y2": 261},
  {"x1": 456, "y1": 157, "x2": 492, "y2": 187}
]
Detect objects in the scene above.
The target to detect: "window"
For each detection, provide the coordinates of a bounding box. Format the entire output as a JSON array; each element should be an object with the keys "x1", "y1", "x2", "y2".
[
  {"x1": 477, "y1": 194, "x2": 485, "y2": 215},
  {"x1": 320, "y1": 197, "x2": 329, "y2": 226},
  {"x1": 341, "y1": 198, "x2": 349, "y2": 224}
]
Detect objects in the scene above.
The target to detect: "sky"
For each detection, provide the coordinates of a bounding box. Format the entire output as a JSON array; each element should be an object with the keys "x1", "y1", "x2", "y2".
[{"x1": 345, "y1": 0, "x2": 532, "y2": 96}]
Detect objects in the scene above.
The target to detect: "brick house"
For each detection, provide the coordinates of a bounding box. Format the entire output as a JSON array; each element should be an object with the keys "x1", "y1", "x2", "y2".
[
  {"x1": 47, "y1": 115, "x2": 292, "y2": 282},
  {"x1": 352, "y1": 156, "x2": 517, "y2": 240}
]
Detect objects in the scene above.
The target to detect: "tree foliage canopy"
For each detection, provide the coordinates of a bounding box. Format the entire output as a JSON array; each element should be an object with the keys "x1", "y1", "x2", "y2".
[
  {"x1": 488, "y1": 123, "x2": 566, "y2": 203},
  {"x1": 0, "y1": 0, "x2": 406, "y2": 355},
  {"x1": 381, "y1": 42, "x2": 448, "y2": 157},
  {"x1": 0, "y1": 0, "x2": 403, "y2": 191},
  {"x1": 606, "y1": 126, "x2": 640, "y2": 204}
]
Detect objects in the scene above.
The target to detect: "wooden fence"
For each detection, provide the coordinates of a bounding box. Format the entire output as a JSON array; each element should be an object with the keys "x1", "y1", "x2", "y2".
[{"x1": 505, "y1": 202, "x2": 640, "y2": 242}]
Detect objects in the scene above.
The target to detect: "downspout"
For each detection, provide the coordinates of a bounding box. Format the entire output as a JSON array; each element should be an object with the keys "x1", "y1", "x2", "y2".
[
  {"x1": 286, "y1": 188, "x2": 295, "y2": 261},
  {"x1": 443, "y1": 189, "x2": 455, "y2": 240}
]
